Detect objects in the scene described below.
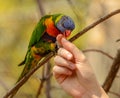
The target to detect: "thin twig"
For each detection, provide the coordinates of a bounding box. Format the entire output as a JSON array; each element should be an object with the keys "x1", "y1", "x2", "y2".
[
  {"x1": 36, "y1": 62, "x2": 52, "y2": 98},
  {"x1": 83, "y1": 49, "x2": 114, "y2": 60},
  {"x1": 3, "y1": 9, "x2": 120, "y2": 98},
  {"x1": 36, "y1": 66, "x2": 46, "y2": 98},
  {"x1": 36, "y1": 0, "x2": 45, "y2": 16},
  {"x1": 116, "y1": 39, "x2": 120, "y2": 42},
  {"x1": 36, "y1": 79, "x2": 45, "y2": 98},
  {"x1": 102, "y1": 49, "x2": 120, "y2": 92},
  {"x1": 67, "y1": 0, "x2": 82, "y2": 26},
  {"x1": 45, "y1": 61, "x2": 52, "y2": 98}
]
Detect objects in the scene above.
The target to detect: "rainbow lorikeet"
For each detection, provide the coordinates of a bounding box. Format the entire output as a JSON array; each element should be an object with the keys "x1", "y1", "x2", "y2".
[{"x1": 17, "y1": 14, "x2": 75, "y2": 82}]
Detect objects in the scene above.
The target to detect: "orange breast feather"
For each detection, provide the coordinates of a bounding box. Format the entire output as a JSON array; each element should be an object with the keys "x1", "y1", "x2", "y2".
[{"x1": 44, "y1": 17, "x2": 61, "y2": 37}]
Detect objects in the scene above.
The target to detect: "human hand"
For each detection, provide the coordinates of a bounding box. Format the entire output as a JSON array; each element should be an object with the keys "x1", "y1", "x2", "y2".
[{"x1": 53, "y1": 34, "x2": 109, "y2": 98}]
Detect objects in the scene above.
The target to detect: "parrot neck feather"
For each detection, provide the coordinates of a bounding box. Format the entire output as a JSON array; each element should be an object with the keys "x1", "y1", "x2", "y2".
[{"x1": 45, "y1": 17, "x2": 61, "y2": 37}]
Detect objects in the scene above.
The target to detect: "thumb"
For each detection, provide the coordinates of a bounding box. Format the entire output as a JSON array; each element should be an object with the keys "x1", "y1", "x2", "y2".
[{"x1": 56, "y1": 34, "x2": 64, "y2": 48}]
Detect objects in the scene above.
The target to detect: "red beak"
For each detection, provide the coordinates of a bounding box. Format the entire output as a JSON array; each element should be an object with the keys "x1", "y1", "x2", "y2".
[{"x1": 63, "y1": 30, "x2": 71, "y2": 38}]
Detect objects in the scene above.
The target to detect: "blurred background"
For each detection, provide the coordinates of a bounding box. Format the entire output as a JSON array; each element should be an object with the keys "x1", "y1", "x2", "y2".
[{"x1": 0, "y1": 0, "x2": 120, "y2": 98}]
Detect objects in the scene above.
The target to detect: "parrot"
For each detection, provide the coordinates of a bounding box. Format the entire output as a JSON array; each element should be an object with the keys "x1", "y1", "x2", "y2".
[
  {"x1": 17, "y1": 14, "x2": 75, "y2": 82},
  {"x1": 10, "y1": 14, "x2": 75, "y2": 97}
]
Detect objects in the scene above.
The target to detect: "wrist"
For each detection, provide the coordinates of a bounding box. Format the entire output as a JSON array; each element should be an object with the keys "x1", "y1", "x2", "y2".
[{"x1": 73, "y1": 87, "x2": 109, "y2": 98}]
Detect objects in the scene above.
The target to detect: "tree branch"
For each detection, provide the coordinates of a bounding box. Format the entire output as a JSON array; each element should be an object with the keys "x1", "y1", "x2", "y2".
[
  {"x1": 45, "y1": 61, "x2": 52, "y2": 98},
  {"x1": 36, "y1": 0, "x2": 45, "y2": 16},
  {"x1": 67, "y1": 0, "x2": 82, "y2": 25},
  {"x1": 102, "y1": 49, "x2": 120, "y2": 92},
  {"x1": 83, "y1": 49, "x2": 114, "y2": 60},
  {"x1": 3, "y1": 9, "x2": 120, "y2": 98}
]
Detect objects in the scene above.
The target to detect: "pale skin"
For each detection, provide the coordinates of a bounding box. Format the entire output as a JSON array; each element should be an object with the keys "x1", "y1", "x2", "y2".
[{"x1": 53, "y1": 34, "x2": 109, "y2": 98}]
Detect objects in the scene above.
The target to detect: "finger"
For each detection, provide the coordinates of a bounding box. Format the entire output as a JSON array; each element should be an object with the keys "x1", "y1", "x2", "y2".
[
  {"x1": 54, "y1": 56, "x2": 76, "y2": 70},
  {"x1": 53, "y1": 66, "x2": 71, "y2": 83},
  {"x1": 53, "y1": 65, "x2": 72, "y2": 76},
  {"x1": 57, "y1": 48, "x2": 73, "y2": 60},
  {"x1": 61, "y1": 37, "x2": 86, "y2": 62}
]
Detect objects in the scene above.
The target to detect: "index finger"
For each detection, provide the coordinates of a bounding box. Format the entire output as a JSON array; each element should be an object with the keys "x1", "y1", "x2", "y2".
[{"x1": 61, "y1": 37, "x2": 86, "y2": 63}]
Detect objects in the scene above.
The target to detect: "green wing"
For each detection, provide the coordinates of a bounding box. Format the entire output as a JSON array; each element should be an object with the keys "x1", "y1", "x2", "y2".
[
  {"x1": 28, "y1": 16, "x2": 49, "y2": 48},
  {"x1": 18, "y1": 15, "x2": 51, "y2": 66}
]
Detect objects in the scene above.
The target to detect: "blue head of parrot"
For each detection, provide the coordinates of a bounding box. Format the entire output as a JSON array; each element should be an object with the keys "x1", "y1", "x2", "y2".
[{"x1": 56, "y1": 15, "x2": 75, "y2": 37}]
